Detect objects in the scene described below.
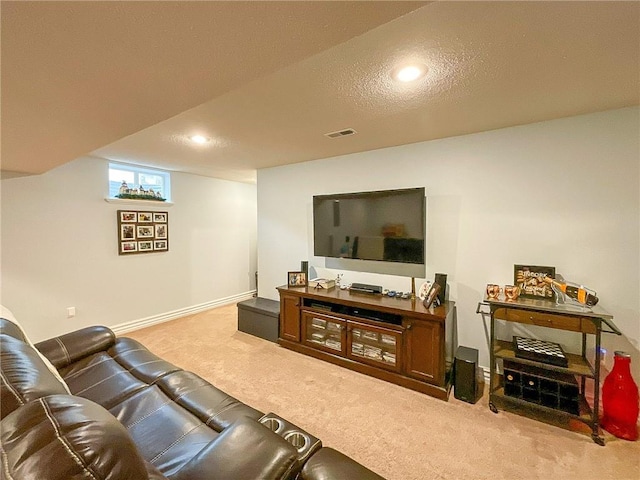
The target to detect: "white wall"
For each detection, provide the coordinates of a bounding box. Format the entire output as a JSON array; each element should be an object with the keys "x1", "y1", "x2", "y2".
[
  {"x1": 1, "y1": 156, "x2": 257, "y2": 341},
  {"x1": 257, "y1": 107, "x2": 640, "y2": 375}
]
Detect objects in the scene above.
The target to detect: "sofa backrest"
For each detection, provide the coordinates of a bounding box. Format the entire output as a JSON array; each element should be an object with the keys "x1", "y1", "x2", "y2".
[
  {"x1": 0, "y1": 312, "x2": 72, "y2": 392},
  {"x1": 0, "y1": 333, "x2": 70, "y2": 419},
  {"x1": 0, "y1": 317, "x2": 28, "y2": 342}
]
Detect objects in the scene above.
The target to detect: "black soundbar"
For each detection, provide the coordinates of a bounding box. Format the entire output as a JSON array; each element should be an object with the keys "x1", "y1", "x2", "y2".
[
  {"x1": 303, "y1": 298, "x2": 401, "y2": 326},
  {"x1": 349, "y1": 283, "x2": 383, "y2": 294}
]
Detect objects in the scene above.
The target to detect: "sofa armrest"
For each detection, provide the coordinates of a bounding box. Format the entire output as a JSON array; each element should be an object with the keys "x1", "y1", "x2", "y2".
[
  {"x1": 172, "y1": 417, "x2": 299, "y2": 480},
  {"x1": 35, "y1": 325, "x2": 116, "y2": 369},
  {"x1": 300, "y1": 447, "x2": 386, "y2": 480},
  {"x1": 1, "y1": 394, "x2": 164, "y2": 480}
]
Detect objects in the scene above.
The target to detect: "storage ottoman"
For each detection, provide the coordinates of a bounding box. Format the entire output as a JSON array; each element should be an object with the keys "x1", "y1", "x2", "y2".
[{"x1": 237, "y1": 297, "x2": 280, "y2": 342}]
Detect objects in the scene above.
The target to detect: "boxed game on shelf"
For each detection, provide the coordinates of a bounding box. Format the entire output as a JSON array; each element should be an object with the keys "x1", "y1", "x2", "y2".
[{"x1": 513, "y1": 336, "x2": 568, "y2": 368}]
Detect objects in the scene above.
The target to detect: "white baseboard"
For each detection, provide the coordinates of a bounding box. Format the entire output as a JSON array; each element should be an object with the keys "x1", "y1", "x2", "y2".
[
  {"x1": 112, "y1": 291, "x2": 256, "y2": 335},
  {"x1": 481, "y1": 365, "x2": 490, "y2": 382}
]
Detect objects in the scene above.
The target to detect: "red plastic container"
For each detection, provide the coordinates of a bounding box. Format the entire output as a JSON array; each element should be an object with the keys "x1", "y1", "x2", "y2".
[{"x1": 601, "y1": 351, "x2": 639, "y2": 441}]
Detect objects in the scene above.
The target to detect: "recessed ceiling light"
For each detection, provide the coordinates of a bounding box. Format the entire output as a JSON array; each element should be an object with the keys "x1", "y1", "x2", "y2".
[
  {"x1": 189, "y1": 135, "x2": 210, "y2": 144},
  {"x1": 393, "y1": 64, "x2": 427, "y2": 82}
]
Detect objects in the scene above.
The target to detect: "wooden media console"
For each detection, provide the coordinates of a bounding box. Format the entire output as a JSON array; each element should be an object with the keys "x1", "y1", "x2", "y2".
[{"x1": 277, "y1": 286, "x2": 455, "y2": 400}]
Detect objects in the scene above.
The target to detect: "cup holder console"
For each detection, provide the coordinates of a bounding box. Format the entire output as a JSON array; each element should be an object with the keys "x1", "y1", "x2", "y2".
[
  {"x1": 283, "y1": 431, "x2": 310, "y2": 453},
  {"x1": 258, "y1": 413, "x2": 321, "y2": 468},
  {"x1": 259, "y1": 417, "x2": 284, "y2": 434}
]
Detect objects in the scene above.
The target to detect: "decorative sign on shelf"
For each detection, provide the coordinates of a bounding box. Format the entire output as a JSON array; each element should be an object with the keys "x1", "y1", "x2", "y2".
[
  {"x1": 514, "y1": 264, "x2": 555, "y2": 299},
  {"x1": 117, "y1": 210, "x2": 169, "y2": 255}
]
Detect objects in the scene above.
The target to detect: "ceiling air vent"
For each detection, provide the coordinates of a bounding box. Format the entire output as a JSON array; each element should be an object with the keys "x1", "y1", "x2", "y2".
[{"x1": 324, "y1": 128, "x2": 357, "y2": 139}]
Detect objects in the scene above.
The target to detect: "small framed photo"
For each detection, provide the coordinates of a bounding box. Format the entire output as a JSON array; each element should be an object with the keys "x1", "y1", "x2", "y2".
[
  {"x1": 155, "y1": 224, "x2": 167, "y2": 239},
  {"x1": 154, "y1": 240, "x2": 168, "y2": 250},
  {"x1": 120, "y1": 241, "x2": 137, "y2": 253},
  {"x1": 138, "y1": 212, "x2": 153, "y2": 223},
  {"x1": 288, "y1": 271, "x2": 307, "y2": 287},
  {"x1": 120, "y1": 211, "x2": 137, "y2": 223},
  {"x1": 121, "y1": 224, "x2": 136, "y2": 240},
  {"x1": 153, "y1": 212, "x2": 167, "y2": 223},
  {"x1": 514, "y1": 264, "x2": 556, "y2": 299},
  {"x1": 423, "y1": 283, "x2": 441, "y2": 309},
  {"x1": 138, "y1": 241, "x2": 153, "y2": 251},
  {"x1": 137, "y1": 225, "x2": 154, "y2": 238}
]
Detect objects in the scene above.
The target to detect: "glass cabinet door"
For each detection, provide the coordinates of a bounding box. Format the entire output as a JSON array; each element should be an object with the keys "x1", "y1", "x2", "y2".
[
  {"x1": 348, "y1": 322, "x2": 402, "y2": 372},
  {"x1": 302, "y1": 312, "x2": 346, "y2": 355}
]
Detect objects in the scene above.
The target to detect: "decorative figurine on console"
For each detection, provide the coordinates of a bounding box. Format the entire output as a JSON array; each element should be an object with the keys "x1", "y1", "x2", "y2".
[
  {"x1": 543, "y1": 275, "x2": 599, "y2": 309},
  {"x1": 118, "y1": 180, "x2": 130, "y2": 195},
  {"x1": 115, "y1": 180, "x2": 166, "y2": 202}
]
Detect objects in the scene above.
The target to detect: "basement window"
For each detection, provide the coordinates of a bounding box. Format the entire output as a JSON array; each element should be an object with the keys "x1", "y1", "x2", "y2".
[{"x1": 108, "y1": 163, "x2": 171, "y2": 202}]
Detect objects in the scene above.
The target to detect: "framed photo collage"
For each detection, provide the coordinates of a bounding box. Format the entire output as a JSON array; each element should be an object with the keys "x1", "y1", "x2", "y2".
[{"x1": 118, "y1": 210, "x2": 169, "y2": 255}]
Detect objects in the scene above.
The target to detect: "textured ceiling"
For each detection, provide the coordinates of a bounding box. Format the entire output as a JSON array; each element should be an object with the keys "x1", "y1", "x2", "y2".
[{"x1": 2, "y1": 1, "x2": 639, "y2": 183}]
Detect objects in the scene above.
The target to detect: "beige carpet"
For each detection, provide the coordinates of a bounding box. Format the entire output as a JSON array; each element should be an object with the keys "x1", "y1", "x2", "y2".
[{"x1": 126, "y1": 304, "x2": 640, "y2": 480}]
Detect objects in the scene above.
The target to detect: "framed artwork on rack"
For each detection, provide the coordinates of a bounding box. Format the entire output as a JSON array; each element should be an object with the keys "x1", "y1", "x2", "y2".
[
  {"x1": 154, "y1": 240, "x2": 168, "y2": 251},
  {"x1": 120, "y1": 211, "x2": 137, "y2": 222},
  {"x1": 155, "y1": 224, "x2": 167, "y2": 239},
  {"x1": 121, "y1": 224, "x2": 135, "y2": 240},
  {"x1": 117, "y1": 210, "x2": 169, "y2": 255},
  {"x1": 138, "y1": 212, "x2": 153, "y2": 223},
  {"x1": 137, "y1": 225, "x2": 154, "y2": 238},
  {"x1": 120, "y1": 241, "x2": 137, "y2": 254},
  {"x1": 138, "y1": 241, "x2": 153, "y2": 251},
  {"x1": 514, "y1": 264, "x2": 555, "y2": 299}
]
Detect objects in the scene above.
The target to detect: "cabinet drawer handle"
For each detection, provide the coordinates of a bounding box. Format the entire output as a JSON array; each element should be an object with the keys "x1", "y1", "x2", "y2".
[
  {"x1": 530, "y1": 315, "x2": 552, "y2": 324},
  {"x1": 406, "y1": 323, "x2": 412, "y2": 330}
]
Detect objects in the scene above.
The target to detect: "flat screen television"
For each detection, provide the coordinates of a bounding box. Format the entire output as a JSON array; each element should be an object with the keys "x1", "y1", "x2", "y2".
[{"x1": 313, "y1": 187, "x2": 426, "y2": 277}]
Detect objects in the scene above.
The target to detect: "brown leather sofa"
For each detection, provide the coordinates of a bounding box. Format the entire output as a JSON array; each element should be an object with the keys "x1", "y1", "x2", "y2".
[{"x1": 0, "y1": 317, "x2": 385, "y2": 480}]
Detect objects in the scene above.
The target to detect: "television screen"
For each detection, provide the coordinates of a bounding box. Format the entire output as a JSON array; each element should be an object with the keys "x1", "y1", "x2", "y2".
[{"x1": 313, "y1": 188, "x2": 425, "y2": 274}]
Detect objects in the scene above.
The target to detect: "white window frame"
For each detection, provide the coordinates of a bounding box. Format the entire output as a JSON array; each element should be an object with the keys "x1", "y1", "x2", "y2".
[{"x1": 108, "y1": 162, "x2": 172, "y2": 202}]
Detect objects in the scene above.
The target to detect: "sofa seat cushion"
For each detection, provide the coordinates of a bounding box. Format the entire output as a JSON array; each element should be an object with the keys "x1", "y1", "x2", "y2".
[
  {"x1": 157, "y1": 370, "x2": 263, "y2": 432},
  {"x1": 108, "y1": 384, "x2": 220, "y2": 477},
  {"x1": 171, "y1": 417, "x2": 299, "y2": 480},
  {"x1": 1, "y1": 394, "x2": 161, "y2": 480},
  {"x1": 0, "y1": 334, "x2": 71, "y2": 419}
]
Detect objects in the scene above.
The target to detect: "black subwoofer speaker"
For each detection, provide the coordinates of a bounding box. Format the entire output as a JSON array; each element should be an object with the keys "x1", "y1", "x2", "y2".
[{"x1": 454, "y1": 346, "x2": 479, "y2": 404}]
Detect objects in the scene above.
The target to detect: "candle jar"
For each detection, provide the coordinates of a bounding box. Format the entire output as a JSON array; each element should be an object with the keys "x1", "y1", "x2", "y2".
[{"x1": 601, "y1": 351, "x2": 639, "y2": 441}]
